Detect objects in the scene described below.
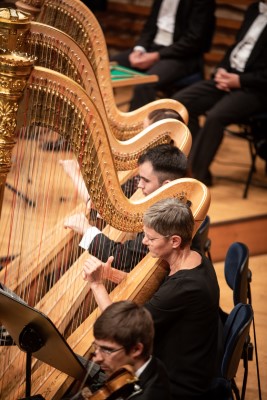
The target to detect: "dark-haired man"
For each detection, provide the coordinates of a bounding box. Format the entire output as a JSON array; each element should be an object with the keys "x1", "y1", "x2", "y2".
[
  {"x1": 83, "y1": 301, "x2": 171, "y2": 400},
  {"x1": 64, "y1": 144, "x2": 188, "y2": 271}
]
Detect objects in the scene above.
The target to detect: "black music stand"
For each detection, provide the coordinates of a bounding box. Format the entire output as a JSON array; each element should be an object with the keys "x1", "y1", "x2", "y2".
[{"x1": 0, "y1": 289, "x2": 92, "y2": 398}]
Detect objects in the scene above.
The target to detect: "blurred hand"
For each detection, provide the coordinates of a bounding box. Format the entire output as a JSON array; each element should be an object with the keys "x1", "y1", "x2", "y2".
[
  {"x1": 214, "y1": 68, "x2": 241, "y2": 91},
  {"x1": 64, "y1": 212, "x2": 91, "y2": 235},
  {"x1": 129, "y1": 51, "x2": 159, "y2": 70}
]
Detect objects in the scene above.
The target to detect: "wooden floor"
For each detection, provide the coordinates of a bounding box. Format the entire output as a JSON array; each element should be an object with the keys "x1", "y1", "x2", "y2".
[{"x1": 207, "y1": 131, "x2": 267, "y2": 261}]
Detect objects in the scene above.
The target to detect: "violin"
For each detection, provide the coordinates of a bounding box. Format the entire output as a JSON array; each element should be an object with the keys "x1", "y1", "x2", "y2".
[{"x1": 81, "y1": 365, "x2": 141, "y2": 400}]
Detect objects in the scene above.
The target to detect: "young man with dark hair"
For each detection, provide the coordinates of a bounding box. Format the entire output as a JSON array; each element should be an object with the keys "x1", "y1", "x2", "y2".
[
  {"x1": 64, "y1": 144, "x2": 188, "y2": 271},
  {"x1": 77, "y1": 301, "x2": 171, "y2": 399}
]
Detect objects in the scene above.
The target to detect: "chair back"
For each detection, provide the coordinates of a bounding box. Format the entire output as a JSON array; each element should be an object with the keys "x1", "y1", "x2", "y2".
[
  {"x1": 250, "y1": 112, "x2": 267, "y2": 162},
  {"x1": 191, "y1": 215, "x2": 212, "y2": 260},
  {"x1": 224, "y1": 242, "x2": 249, "y2": 305},
  {"x1": 222, "y1": 303, "x2": 253, "y2": 380}
]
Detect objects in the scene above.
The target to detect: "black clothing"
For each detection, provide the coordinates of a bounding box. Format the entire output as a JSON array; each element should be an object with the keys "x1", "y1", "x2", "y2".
[
  {"x1": 89, "y1": 232, "x2": 146, "y2": 272},
  {"x1": 80, "y1": 0, "x2": 107, "y2": 11},
  {"x1": 110, "y1": 0, "x2": 215, "y2": 110},
  {"x1": 145, "y1": 256, "x2": 220, "y2": 400},
  {"x1": 89, "y1": 230, "x2": 205, "y2": 273},
  {"x1": 172, "y1": 2, "x2": 267, "y2": 184},
  {"x1": 131, "y1": 357, "x2": 171, "y2": 400}
]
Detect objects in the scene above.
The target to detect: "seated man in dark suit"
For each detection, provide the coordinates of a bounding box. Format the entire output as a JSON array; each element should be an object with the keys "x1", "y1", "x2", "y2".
[
  {"x1": 172, "y1": 1, "x2": 267, "y2": 186},
  {"x1": 110, "y1": 0, "x2": 215, "y2": 110}
]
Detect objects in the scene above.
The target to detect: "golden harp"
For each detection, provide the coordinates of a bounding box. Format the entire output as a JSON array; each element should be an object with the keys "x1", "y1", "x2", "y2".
[
  {"x1": 15, "y1": 0, "x2": 189, "y2": 140},
  {"x1": 0, "y1": 7, "x2": 192, "y2": 315},
  {"x1": 0, "y1": 14, "x2": 210, "y2": 400},
  {"x1": 0, "y1": 8, "x2": 191, "y2": 175}
]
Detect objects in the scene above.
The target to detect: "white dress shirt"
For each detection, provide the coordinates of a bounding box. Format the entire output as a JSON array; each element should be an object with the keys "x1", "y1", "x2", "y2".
[{"x1": 154, "y1": 0, "x2": 181, "y2": 46}]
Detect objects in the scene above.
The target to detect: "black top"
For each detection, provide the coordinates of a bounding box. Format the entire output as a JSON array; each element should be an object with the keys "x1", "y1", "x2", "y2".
[
  {"x1": 145, "y1": 256, "x2": 220, "y2": 400},
  {"x1": 130, "y1": 356, "x2": 171, "y2": 400}
]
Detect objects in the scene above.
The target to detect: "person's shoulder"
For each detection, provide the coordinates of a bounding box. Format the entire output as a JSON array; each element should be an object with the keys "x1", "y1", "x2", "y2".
[
  {"x1": 139, "y1": 356, "x2": 169, "y2": 381},
  {"x1": 137, "y1": 357, "x2": 171, "y2": 400},
  {"x1": 244, "y1": 2, "x2": 260, "y2": 17}
]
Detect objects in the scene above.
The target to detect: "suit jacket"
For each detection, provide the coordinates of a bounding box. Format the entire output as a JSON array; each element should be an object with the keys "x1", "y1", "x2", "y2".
[
  {"x1": 218, "y1": 2, "x2": 267, "y2": 93},
  {"x1": 136, "y1": 0, "x2": 215, "y2": 60},
  {"x1": 129, "y1": 357, "x2": 171, "y2": 400}
]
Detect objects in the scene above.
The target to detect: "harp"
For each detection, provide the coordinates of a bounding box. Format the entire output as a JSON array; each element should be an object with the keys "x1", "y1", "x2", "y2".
[
  {"x1": 1, "y1": 8, "x2": 191, "y2": 169},
  {"x1": 26, "y1": 19, "x2": 191, "y2": 162},
  {"x1": 0, "y1": 8, "x2": 192, "y2": 313},
  {"x1": 0, "y1": 18, "x2": 210, "y2": 400},
  {"x1": 15, "y1": 0, "x2": 189, "y2": 140}
]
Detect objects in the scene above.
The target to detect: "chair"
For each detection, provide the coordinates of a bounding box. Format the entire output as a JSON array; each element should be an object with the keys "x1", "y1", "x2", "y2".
[
  {"x1": 225, "y1": 112, "x2": 267, "y2": 199},
  {"x1": 224, "y1": 242, "x2": 249, "y2": 307},
  {"x1": 207, "y1": 303, "x2": 253, "y2": 400},
  {"x1": 221, "y1": 242, "x2": 262, "y2": 400},
  {"x1": 191, "y1": 215, "x2": 212, "y2": 262}
]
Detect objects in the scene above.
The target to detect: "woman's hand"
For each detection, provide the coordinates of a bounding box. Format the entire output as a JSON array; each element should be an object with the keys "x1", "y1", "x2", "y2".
[
  {"x1": 82, "y1": 255, "x2": 114, "y2": 285},
  {"x1": 82, "y1": 255, "x2": 114, "y2": 311}
]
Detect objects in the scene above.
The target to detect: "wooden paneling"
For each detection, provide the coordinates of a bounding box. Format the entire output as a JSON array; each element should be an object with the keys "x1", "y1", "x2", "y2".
[{"x1": 210, "y1": 215, "x2": 267, "y2": 262}]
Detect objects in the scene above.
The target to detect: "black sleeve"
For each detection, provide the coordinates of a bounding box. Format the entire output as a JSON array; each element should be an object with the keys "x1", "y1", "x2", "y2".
[
  {"x1": 217, "y1": 3, "x2": 267, "y2": 92},
  {"x1": 158, "y1": 0, "x2": 216, "y2": 59},
  {"x1": 137, "y1": 0, "x2": 216, "y2": 59},
  {"x1": 88, "y1": 233, "x2": 148, "y2": 272}
]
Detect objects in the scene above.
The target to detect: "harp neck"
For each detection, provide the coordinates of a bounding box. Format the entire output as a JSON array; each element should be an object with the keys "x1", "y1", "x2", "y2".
[
  {"x1": 22, "y1": 21, "x2": 191, "y2": 166},
  {"x1": 15, "y1": 0, "x2": 189, "y2": 137}
]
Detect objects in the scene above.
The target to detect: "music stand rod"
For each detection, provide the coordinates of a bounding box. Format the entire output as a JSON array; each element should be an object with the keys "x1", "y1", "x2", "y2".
[{"x1": 19, "y1": 324, "x2": 45, "y2": 397}]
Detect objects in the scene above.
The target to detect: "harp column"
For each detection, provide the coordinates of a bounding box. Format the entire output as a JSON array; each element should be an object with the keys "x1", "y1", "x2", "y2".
[{"x1": 0, "y1": 9, "x2": 35, "y2": 216}]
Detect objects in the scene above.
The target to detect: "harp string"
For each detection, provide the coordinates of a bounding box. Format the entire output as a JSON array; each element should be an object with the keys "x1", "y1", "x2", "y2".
[
  {"x1": 24, "y1": 19, "x2": 191, "y2": 169},
  {"x1": 0, "y1": 62, "x2": 200, "y2": 398},
  {"x1": 17, "y1": 0, "x2": 189, "y2": 139},
  {"x1": 0, "y1": 74, "x2": 86, "y2": 304},
  {"x1": 1, "y1": 75, "x2": 95, "y2": 394}
]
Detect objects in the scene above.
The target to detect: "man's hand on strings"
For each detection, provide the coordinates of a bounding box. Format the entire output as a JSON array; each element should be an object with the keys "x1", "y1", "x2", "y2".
[
  {"x1": 64, "y1": 212, "x2": 91, "y2": 235},
  {"x1": 82, "y1": 255, "x2": 114, "y2": 285}
]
